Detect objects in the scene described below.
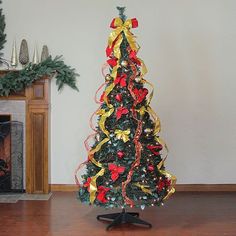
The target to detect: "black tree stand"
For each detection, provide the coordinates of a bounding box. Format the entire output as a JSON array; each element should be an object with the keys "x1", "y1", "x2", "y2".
[{"x1": 97, "y1": 209, "x2": 152, "y2": 230}]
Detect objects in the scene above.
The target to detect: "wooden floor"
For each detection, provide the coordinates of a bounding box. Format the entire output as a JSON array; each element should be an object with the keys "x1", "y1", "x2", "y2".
[{"x1": 0, "y1": 192, "x2": 236, "y2": 236}]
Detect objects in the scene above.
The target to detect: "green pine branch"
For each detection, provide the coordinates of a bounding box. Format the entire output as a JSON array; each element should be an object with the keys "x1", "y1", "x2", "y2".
[
  {"x1": 0, "y1": 0, "x2": 6, "y2": 56},
  {"x1": 0, "y1": 56, "x2": 79, "y2": 96}
]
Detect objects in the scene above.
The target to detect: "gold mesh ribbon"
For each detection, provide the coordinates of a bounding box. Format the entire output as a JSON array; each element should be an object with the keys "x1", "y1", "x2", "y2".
[{"x1": 156, "y1": 142, "x2": 176, "y2": 201}]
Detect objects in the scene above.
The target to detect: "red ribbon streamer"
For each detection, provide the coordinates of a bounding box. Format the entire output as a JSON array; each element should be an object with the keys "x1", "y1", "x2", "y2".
[{"x1": 122, "y1": 61, "x2": 143, "y2": 207}]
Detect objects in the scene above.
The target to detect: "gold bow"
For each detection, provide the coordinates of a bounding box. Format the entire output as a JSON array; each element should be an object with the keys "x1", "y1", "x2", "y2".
[
  {"x1": 115, "y1": 129, "x2": 130, "y2": 142},
  {"x1": 134, "y1": 183, "x2": 152, "y2": 195}
]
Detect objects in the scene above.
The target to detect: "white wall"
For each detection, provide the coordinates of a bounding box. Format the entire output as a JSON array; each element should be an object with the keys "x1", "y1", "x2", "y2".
[{"x1": 2, "y1": 0, "x2": 236, "y2": 184}]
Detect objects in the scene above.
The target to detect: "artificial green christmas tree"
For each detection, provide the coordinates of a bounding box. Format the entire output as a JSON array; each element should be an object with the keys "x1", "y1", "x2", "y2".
[{"x1": 76, "y1": 7, "x2": 176, "y2": 229}]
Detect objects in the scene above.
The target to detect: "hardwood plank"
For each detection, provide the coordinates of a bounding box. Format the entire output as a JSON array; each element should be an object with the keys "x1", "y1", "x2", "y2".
[
  {"x1": 0, "y1": 192, "x2": 236, "y2": 236},
  {"x1": 51, "y1": 184, "x2": 236, "y2": 192}
]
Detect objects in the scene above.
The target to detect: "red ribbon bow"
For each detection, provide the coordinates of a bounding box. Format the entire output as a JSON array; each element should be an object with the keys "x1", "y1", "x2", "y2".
[
  {"x1": 108, "y1": 163, "x2": 125, "y2": 182},
  {"x1": 129, "y1": 50, "x2": 141, "y2": 66},
  {"x1": 133, "y1": 88, "x2": 148, "y2": 103},
  {"x1": 83, "y1": 177, "x2": 91, "y2": 191},
  {"x1": 147, "y1": 144, "x2": 163, "y2": 155},
  {"x1": 114, "y1": 74, "x2": 127, "y2": 87},
  {"x1": 116, "y1": 107, "x2": 129, "y2": 120},
  {"x1": 97, "y1": 186, "x2": 111, "y2": 203},
  {"x1": 107, "y1": 58, "x2": 117, "y2": 67}
]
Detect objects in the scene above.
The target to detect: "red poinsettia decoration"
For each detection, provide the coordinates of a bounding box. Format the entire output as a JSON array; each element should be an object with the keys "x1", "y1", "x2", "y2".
[
  {"x1": 116, "y1": 106, "x2": 129, "y2": 120},
  {"x1": 147, "y1": 144, "x2": 163, "y2": 155},
  {"x1": 133, "y1": 88, "x2": 148, "y2": 103},
  {"x1": 157, "y1": 178, "x2": 171, "y2": 191},
  {"x1": 108, "y1": 163, "x2": 125, "y2": 181},
  {"x1": 97, "y1": 186, "x2": 111, "y2": 203},
  {"x1": 114, "y1": 74, "x2": 127, "y2": 87},
  {"x1": 83, "y1": 177, "x2": 91, "y2": 191}
]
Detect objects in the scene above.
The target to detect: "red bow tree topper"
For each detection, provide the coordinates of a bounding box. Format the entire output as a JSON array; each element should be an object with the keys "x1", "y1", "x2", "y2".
[{"x1": 108, "y1": 163, "x2": 125, "y2": 181}]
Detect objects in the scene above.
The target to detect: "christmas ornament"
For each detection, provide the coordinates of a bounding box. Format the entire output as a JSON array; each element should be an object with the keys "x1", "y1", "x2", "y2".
[
  {"x1": 144, "y1": 128, "x2": 152, "y2": 133},
  {"x1": 105, "y1": 74, "x2": 112, "y2": 81},
  {"x1": 41, "y1": 45, "x2": 49, "y2": 62},
  {"x1": 10, "y1": 40, "x2": 18, "y2": 68},
  {"x1": 135, "y1": 77, "x2": 141, "y2": 83},
  {"x1": 108, "y1": 163, "x2": 125, "y2": 181},
  {"x1": 121, "y1": 60, "x2": 128, "y2": 67},
  {"x1": 116, "y1": 106, "x2": 129, "y2": 120},
  {"x1": 148, "y1": 165, "x2": 154, "y2": 171},
  {"x1": 117, "y1": 150, "x2": 124, "y2": 159},
  {"x1": 32, "y1": 45, "x2": 39, "y2": 64},
  {"x1": 19, "y1": 39, "x2": 29, "y2": 67},
  {"x1": 115, "y1": 93, "x2": 122, "y2": 102}
]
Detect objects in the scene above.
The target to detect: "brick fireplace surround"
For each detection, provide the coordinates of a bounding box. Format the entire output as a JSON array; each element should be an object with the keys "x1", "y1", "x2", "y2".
[{"x1": 0, "y1": 71, "x2": 50, "y2": 194}]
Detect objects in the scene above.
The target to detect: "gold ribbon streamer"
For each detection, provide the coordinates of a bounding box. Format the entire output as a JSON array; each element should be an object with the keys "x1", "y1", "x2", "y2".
[
  {"x1": 97, "y1": 109, "x2": 114, "y2": 137},
  {"x1": 147, "y1": 106, "x2": 161, "y2": 135},
  {"x1": 111, "y1": 64, "x2": 119, "y2": 81},
  {"x1": 138, "y1": 58, "x2": 148, "y2": 77},
  {"x1": 134, "y1": 183, "x2": 152, "y2": 195},
  {"x1": 115, "y1": 129, "x2": 130, "y2": 143},
  {"x1": 89, "y1": 168, "x2": 105, "y2": 204},
  {"x1": 156, "y1": 144, "x2": 176, "y2": 201},
  {"x1": 87, "y1": 82, "x2": 115, "y2": 203}
]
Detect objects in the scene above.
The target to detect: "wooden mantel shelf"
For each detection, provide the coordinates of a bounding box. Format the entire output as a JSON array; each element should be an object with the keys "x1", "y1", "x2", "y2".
[{"x1": 0, "y1": 71, "x2": 51, "y2": 194}]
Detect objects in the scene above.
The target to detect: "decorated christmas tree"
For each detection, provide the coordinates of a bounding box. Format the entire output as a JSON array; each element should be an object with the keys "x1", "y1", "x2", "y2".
[{"x1": 76, "y1": 7, "x2": 176, "y2": 229}]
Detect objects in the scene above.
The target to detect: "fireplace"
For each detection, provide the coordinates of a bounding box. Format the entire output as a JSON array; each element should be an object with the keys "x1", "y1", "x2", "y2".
[
  {"x1": 0, "y1": 74, "x2": 51, "y2": 194},
  {"x1": 0, "y1": 115, "x2": 24, "y2": 192}
]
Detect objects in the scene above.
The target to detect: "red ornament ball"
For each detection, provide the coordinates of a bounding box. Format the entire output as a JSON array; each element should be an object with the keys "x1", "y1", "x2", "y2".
[
  {"x1": 115, "y1": 94, "x2": 122, "y2": 102},
  {"x1": 148, "y1": 165, "x2": 154, "y2": 171},
  {"x1": 117, "y1": 151, "x2": 125, "y2": 159}
]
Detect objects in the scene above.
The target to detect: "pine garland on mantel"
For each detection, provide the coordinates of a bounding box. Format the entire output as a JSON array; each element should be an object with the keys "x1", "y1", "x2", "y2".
[{"x1": 0, "y1": 56, "x2": 79, "y2": 96}]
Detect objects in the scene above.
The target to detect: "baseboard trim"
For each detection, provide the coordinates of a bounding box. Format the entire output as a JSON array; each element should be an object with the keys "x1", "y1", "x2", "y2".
[
  {"x1": 50, "y1": 184, "x2": 236, "y2": 192},
  {"x1": 175, "y1": 184, "x2": 236, "y2": 192},
  {"x1": 51, "y1": 184, "x2": 78, "y2": 191}
]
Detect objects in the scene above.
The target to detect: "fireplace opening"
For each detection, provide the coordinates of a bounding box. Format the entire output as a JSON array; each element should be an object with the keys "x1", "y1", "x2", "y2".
[{"x1": 0, "y1": 115, "x2": 24, "y2": 193}]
